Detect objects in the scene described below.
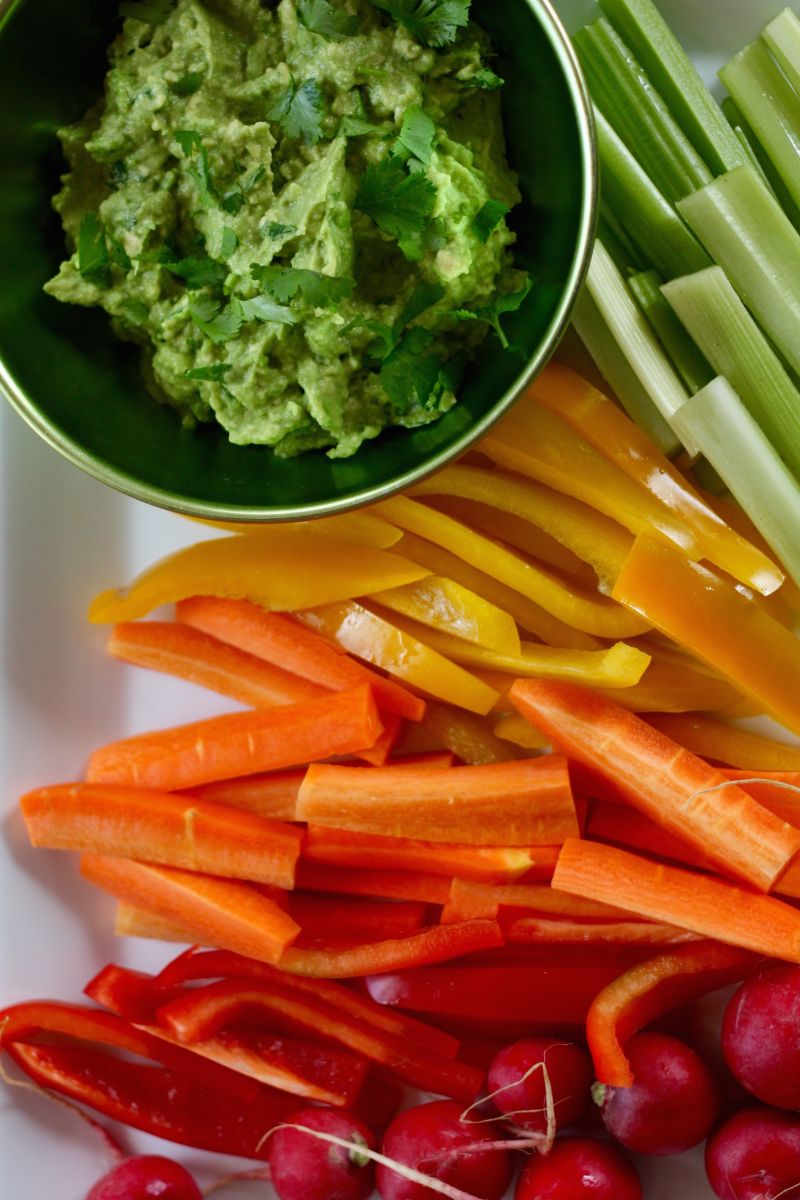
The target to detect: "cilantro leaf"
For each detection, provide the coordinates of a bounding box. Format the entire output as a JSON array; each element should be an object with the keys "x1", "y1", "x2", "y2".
[
  {"x1": 381, "y1": 326, "x2": 448, "y2": 413},
  {"x1": 174, "y1": 129, "x2": 202, "y2": 156},
  {"x1": 219, "y1": 227, "x2": 238, "y2": 260},
  {"x1": 298, "y1": 0, "x2": 358, "y2": 40},
  {"x1": 185, "y1": 363, "x2": 231, "y2": 382},
  {"x1": 397, "y1": 216, "x2": 446, "y2": 262},
  {"x1": 188, "y1": 297, "x2": 243, "y2": 343},
  {"x1": 78, "y1": 214, "x2": 110, "y2": 287},
  {"x1": 251, "y1": 265, "x2": 355, "y2": 308},
  {"x1": 232, "y1": 295, "x2": 298, "y2": 326},
  {"x1": 174, "y1": 130, "x2": 217, "y2": 206},
  {"x1": 394, "y1": 105, "x2": 436, "y2": 166},
  {"x1": 261, "y1": 220, "x2": 296, "y2": 240},
  {"x1": 165, "y1": 255, "x2": 227, "y2": 289},
  {"x1": 469, "y1": 67, "x2": 504, "y2": 89},
  {"x1": 345, "y1": 281, "x2": 444, "y2": 359},
  {"x1": 369, "y1": 0, "x2": 470, "y2": 47},
  {"x1": 120, "y1": 0, "x2": 175, "y2": 24},
  {"x1": 267, "y1": 79, "x2": 327, "y2": 146},
  {"x1": 451, "y1": 275, "x2": 533, "y2": 349},
  {"x1": 339, "y1": 115, "x2": 382, "y2": 138},
  {"x1": 108, "y1": 233, "x2": 132, "y2": 271},
  {"x1": 355, "y1": 157, "x2": 436, "y2": 241},
  {"x1": 170, "y1": 72, "x2": 204, "y2": 96},
  {"x1": 473, "y1": 199, "x2": 509, "y2": 243},
  {"x1": 397, "y1": 281, "x2": 445, "y2": 330}
]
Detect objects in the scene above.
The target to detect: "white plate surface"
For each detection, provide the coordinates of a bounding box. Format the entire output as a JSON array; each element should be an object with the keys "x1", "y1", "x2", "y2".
[{"x1": 1, "y1": 1, "x2": 795, "y2": 1195}]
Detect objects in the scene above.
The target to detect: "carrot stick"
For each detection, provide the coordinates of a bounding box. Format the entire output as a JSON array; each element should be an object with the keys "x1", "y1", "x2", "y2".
[
  {"x1": 296, "y1": 759, "x2": 577, "y2": 846},
  {"x1": 722, "y1": 770, "x2": 800, "y2": 827},
  {"x1": 86, "y1": 685, "x2": 382, "y2": 791},
  {"x1": 648, "y1": 714, "x2": 800, "y2": 771},
  {"x1": 440, "y1": 878, "x2": 639, "y2": 924},
  {"x1": 500, "y1": 916, "x2": 698, "y2": 948},
  {"x1": 177, "y1": 597, "x2": 424, "y2": 722},
  {"x1": 357, "y1": 713, "x2": 402, "y2": 766},
  {"x1": 510, "y1": 679, "x2": 800, "y2": 891},
  {"x1": 586, "y1": 800, "x2": 717, "y2": 872},
  {"x1": 81, "y1": 855, "x2": 300, "y2": 964},
  {"x1": 21, "y1": 783, "x2": 303, "y2": 888},
  {"x1": 295, "y1": 862, "x2": 451, "y2": 905},
  {"x1": 115, "y1": 903, "x2": 198, "y2": 945},
  {"x1": 552, "y1": 839, "x2": 800, "y2": 963}
]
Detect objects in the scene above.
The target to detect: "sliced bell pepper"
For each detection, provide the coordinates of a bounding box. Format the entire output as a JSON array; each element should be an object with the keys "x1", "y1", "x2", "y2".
[
  {"x1": 648, "y1": 714, "x2": 800, "y2": 771},
  {"x1": 298, "y1": 602, "x2": 499, "y2": 716},
  {"x1": 530, "y1": 361, "x2": 783, "y2": 595},
  {"x1": 294, "y1": 861, "x2": 452, "y2": 906},
  {"x1": 492, "y1": 713, "x2": 550, "y2": 750},
  {"x1": 374, "y1": 497, "x2": 652, "y2": 639},
  {"x1": 410, "y1": 463, "x2": 634, "y2": 591},
  {"x1": 89, "y1": 533, "x2": 429, "y2": 624},
  {"x1": 416, "y1": 699, "x2": 519, "y2": 763},
  {"x1": 370, "y1": 574, "x2": 521, "y2": 656},
  {"x1": 612, "y1": 535, "x2": 800, "y2": 736},
  {"x1": 287, "y1": 895, "x2": 427, "y2": 942},
  {"x1": 599, "y1": 652, "x2": 752, "y2": 714},
  {"x1": 584, "y1": 942, "x2": 760, "y2": 1087},
  {"x1": 155, "y1": 978, "x2": 483, "y2": 1101},
  {"x1": 500, "y1": 916, "x2": 698, "y2": 948},
  {"x1": 700, "y1": 486, "x2": 800, "y2": 609},
  {"x1": 187, "y1": 511, "x2": 403, "y2": 549}
]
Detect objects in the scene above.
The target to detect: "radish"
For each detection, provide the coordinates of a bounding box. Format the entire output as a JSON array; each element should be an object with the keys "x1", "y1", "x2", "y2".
[
  {"x1": 85, "y1": 1156, "x2": 201, "y2": 1200},
  {"x1": 487, "y1": 1038, "x2": 592, "y2": 1135},
  {"x1": 722, "y1": 962, "x2": 800, "y2": 1109},
  {"x1": 594, "y1": 1032, "x2": 720, "y2": 1155},
  {"x1": 706, "y1": 1107, "x2": 800, "y2": 1200},
  {"x1": 514, "y1": 1137, "x2": 641, "y2": 1200},
  {"x1": 377, "y1": 1100, "x2": 513, "y2": 1200},
  {"x1": 268, "y1": 1107, "x2": 376, "y2": 1200}
]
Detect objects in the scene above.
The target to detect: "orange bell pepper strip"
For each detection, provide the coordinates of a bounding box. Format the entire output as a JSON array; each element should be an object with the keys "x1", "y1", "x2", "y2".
[
  {"x1": 87, "y1": 685, "x2": 382, "y2": 791},
  {"x1": 510, "y1": 679, "x2": 800, "y2": 891},
  {"x1": 584, "y1": 941, "x2": 760, "y2": 1088},
  {"x1": 416, "y1": 699, "x2": 519, "y2": 763},
  {"x1": 612, "y1": 535, "x2": 800, "y2": 737},
  {"x1": 410, "y1": 464, "x2": 634, "y2": 591},
  {"x1": 185, "y1": 510, "x2": 402, "y2": 549},
  {"x1": 531, "y1": 361, "x2": 783, "y2": 596},
  {"x1": 647, "y1": 714, "x2": 800, "y2": 771},
  {"x1": 598, "y1": 656, "x2": 752, "y2": 715},
  {"x1": 88, "y1": 533, "x2": 429, "y2": 624},
  {"x1": 374, "y1": 497, "x2": 652, "y2": 640},
  {"x1": 20, "y1": 782, "x2": 303, "y2": 888},
  {"x1": 279, "y1": 921, "x2": 505, "y2": 979},
  {"x1": 298, "y1": 602, "x2": 499, "y2": 716},
  {"x1": 700, "y1": 486, "x2": 800, "y2": 609},
  {"x1": 296, "y1": 758, "x2": 578, "y2": 847},
  {"x1": 370, "y1": 575, "x2": 521, "y2": 656}
]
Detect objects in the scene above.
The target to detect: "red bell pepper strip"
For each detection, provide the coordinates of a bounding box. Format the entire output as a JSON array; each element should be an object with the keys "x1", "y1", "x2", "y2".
[
  {"x1": 4, "y1": 1041, "x2": 296, "y2": 1158},
  {"x1": 156, "y1": 978, "x2": 483, "y2": 1102},
  {"x1": 586, "y1": 942, "x2": 760, "y2": 1088},
  {"x1": 154, "y1": 948, "x2": 460, "y2": 1060},
  {"x1": 295, "y1": 861, "x2": 451, "y2": 906},
  {"x1": 85, "y1": 963, "x2": 184, "y2": 1024},
  {"x1": 499, "y1": 915, "x2": 698, "y2": 948},
  {"x1": 287, "y1": 895, "x2": 427, "y2": 943},
  {"x1": 351, "y1": 1073, "x2": 403, "y2": 1134}
]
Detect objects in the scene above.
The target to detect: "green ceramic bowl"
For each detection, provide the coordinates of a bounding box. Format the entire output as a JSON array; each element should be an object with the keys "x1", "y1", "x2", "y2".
[{"x1": 0, "y1": 0, "x2": 595, "y2": 520}]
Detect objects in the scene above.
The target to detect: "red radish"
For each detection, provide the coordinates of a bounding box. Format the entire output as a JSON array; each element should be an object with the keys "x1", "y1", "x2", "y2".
[
  {"x1": 377, "y1": 1100, "x2": 513, "y2": 1200},
  {"x1": 487, "y1": 1038, "x2": 592, "y2": 1134},
  {"x1": 706, "y1": 1107, "x2": 800, "y2": 1200},
  {"x1": 514, "y1": 1137, "x2": 641, "y2": 1200},
  {"x1": 722, "y1": 962, "x2": 800, "y2": 1109},
  {"x1": 595, "y1": 1032, "x2": 720, "y2": 1155},
  {"x1": 268, "y1": 1107, "x2": 376, "y2": 1200},
  {"x1": 85, "y1": 1156, "x2": 201, "y2": 1200}
]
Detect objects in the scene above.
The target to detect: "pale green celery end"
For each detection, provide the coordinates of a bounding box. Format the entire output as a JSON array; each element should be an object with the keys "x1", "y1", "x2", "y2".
[
  {"x1": 662, "y1": 266, "x2": 800, "y2": 482},
  {"x1": 720, "y1": 40, "x2": 800, "y2": 213},
  {"x1": 762, "y1": 9, "x2": 800, "y2": 97},
  {"x1": 673, "y1": 376, "x2": 800, "y2": 589},
  {"x1": 585, "y1": 241, "x2": 692, "y2": 447},
  {"x1": 627, "y1": 270, "x2": 714, "y2": 395},
  {"x1": 721, "y1": 94, "x2": 800, "y2": 228},
  {"x1": 599, "y1": 0, "x2": 749, "y2": 175},
  {"x1": 572, "y1": 289, "x2": 681, "y2": 457},
  {"x1": 595, "y1": 108, "x2": 711, "y2": 279},
  {"x1": 574, "y1": 19, "x2": 712, "y2": 205},
  {"x1": 677, "y1": 165, "x2": 800, "y2": 379}
]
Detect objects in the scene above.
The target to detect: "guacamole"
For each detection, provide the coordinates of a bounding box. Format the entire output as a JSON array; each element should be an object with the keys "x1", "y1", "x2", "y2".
[{"x1": 46, "y1": 0, "x2": 525, "y2": 458}]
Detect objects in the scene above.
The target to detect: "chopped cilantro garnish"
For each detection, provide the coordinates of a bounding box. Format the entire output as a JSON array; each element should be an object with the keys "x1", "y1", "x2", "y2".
[
  {"x1": 349, "y1": 281, "x2": 444, "y2": 359},
  {"x1": 78, "y1": 214, "x2": 110, "y2": 288},
  {"x1": 164, "y1": 255, "x2": 227, "y2": 289},
  {"x1": 241, "y1": 165, "x2": 266, "y2": 193},
  {"x1": 232, "y1": 295, "x2": 298, "y2": 326},
  {"x1": 174, "y1": 130, "x2": 216, "y2": 207},
  {"x1": 394, "y1": 105, "x2": 436, "y2": 166},
  {"x1": 108, "y1": 233, "x2": 132, "y2": 271},
  {"x1": 469, "y1": 67, "x2": 504, "y2": 89},
  {"x1": 380, "y1": 326, "x2": 448, "y2": 413},
  {"x1": 298, "y1": 0, "x2": 358, "y2": 40},
  {"x1": 219, "y1": 227, "x2": 238, "y2": 260},
  {"x1": 451, "y1": 275, "x2": 533, "y2": 349},
  {"x1": 339, "y1": 115, "x2": 382, "y2": 138},
  {"x1": 251, "y1": 265, "x2": 355, "y2": 308},
  {"x1": 261, "y1": 220, "x2": 296, "y2": 240},
  {"x1": 354, "y1": 157, "x2": 436, "y2": 242},
  {"x1": 170, "y1": 72, "x2": 204, "y2": 96},
  {"x1": 120, "y1": 0, "x2": 175, "y2": 24},
  {"x1": 473, "y1": 199, "x2": 509, "y2": 243},
  {"x1": 188, "y1": 297, "x2": 243, "y2": 343},
  {"x1": 397, "y1": 281, "x2": 445, "y2": 329},
  {"x1": 185, "y1": 363, "x2": 231, "y2": 381},
  {"x1": 369, "y1": 0, "x2": 470, "y2": 47},
  {"x1": 267, "y1": 79, "x2": 327, "y2": 147}
]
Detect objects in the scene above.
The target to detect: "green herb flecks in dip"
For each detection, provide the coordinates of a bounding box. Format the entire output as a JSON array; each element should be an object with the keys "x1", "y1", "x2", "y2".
[{"x1": 46, "y1": 0, "x2": 526, "y2": 458}]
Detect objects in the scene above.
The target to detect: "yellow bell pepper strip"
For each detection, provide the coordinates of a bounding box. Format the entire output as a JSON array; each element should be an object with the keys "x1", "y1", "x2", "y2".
[
  {"x1": 410, "y1": 464, "x2": 633, "y2": 592},
  {"x1": 395, "y1": 531, "x2": 604, "y2": 652},
  {"x1": 646, "y1": 714, "x2": 800, "y2": 771},
  {"x1": 531, "y1": 362, "x2": 784, "y2": 597},
  {"x1": 183, "y1": 512, "x2": 403, "y2": 549},
  {"x1": 493, "y1": 714, "x2": 551, "y2": 751},
  {"x1": 368, "y1": 605, "x2": 651, "y2": 690},
  {"x1": 417, "y1": 700, "x2": 519, "y2": 764},
  {"x1": 89, "y1": 534, "x2": 429, "y2": 624},
  {"x1": 700, "y1": 487, "x2": 800, "y2": 611},
  {"x1": 612, "y1": 535, "x2": 800, "y2": 736},
  {"x1": 374, "y1": 497, "x2": 651, "y2": 640},
  {"x1": 481, "y1": 401, "x2": 703, "y2": 559},
  {"x1": 371, "y1": 576, "x2": 521, "y2": 657},
  {"x1": 296, "y1": 603, "x2": 499, "y2": 716}
]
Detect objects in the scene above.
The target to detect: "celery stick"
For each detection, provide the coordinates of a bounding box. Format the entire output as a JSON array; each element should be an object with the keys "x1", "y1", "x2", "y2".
[
  {"x1": 572, "y1": 288, "x2": 681, "y2": 458},
  {"x1": 672, "y1": 376, "x2": 800, "y2": 588},
  {"x1": 677, "y1": 166, "x2": 800, "y2": 379},
  {"x1": 627, "y1": 270, "x2": 713, "y2": 395},
  {"x1": 597, "y1": 212, "x2": 645, "y2": 276},
  {"x1": 720, "y1": 40, "x2": 800, "y2": 213},
  {"x1": 721, "y1": 95, "x2": 800, "y2": 226},
  {"x1": 662, "y1": 266, "x2": 800, "y2": 482},
  {"x1": 574, "y1": 19, "x2": 712, "y2": 203},
  {"x1": 599, "y1": 0, "x2": 749, "y2": 175},
  {"x1": 763, "y1": 9, "x2": 800, "y2": 97},
  {"x1": 584, "y1": 241, "x2": 693, "y2": 450},
  {"x1": 595, "y1": 109, "x2": 711, "y2": 279}
]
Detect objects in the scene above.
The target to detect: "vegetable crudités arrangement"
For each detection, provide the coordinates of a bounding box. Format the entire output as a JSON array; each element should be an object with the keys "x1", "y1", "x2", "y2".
[
  {"x1": 45, "y1": 0, "x2": 527, "y2": 458},
  {"x1": 11, "y1": 0, "x2": 800, "y2": 1198}
]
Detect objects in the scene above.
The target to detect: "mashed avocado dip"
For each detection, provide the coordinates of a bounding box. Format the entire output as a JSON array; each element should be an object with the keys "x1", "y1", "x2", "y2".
[{"x1": 46, "y1": 0, "x2": 525, "y2": 458}]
